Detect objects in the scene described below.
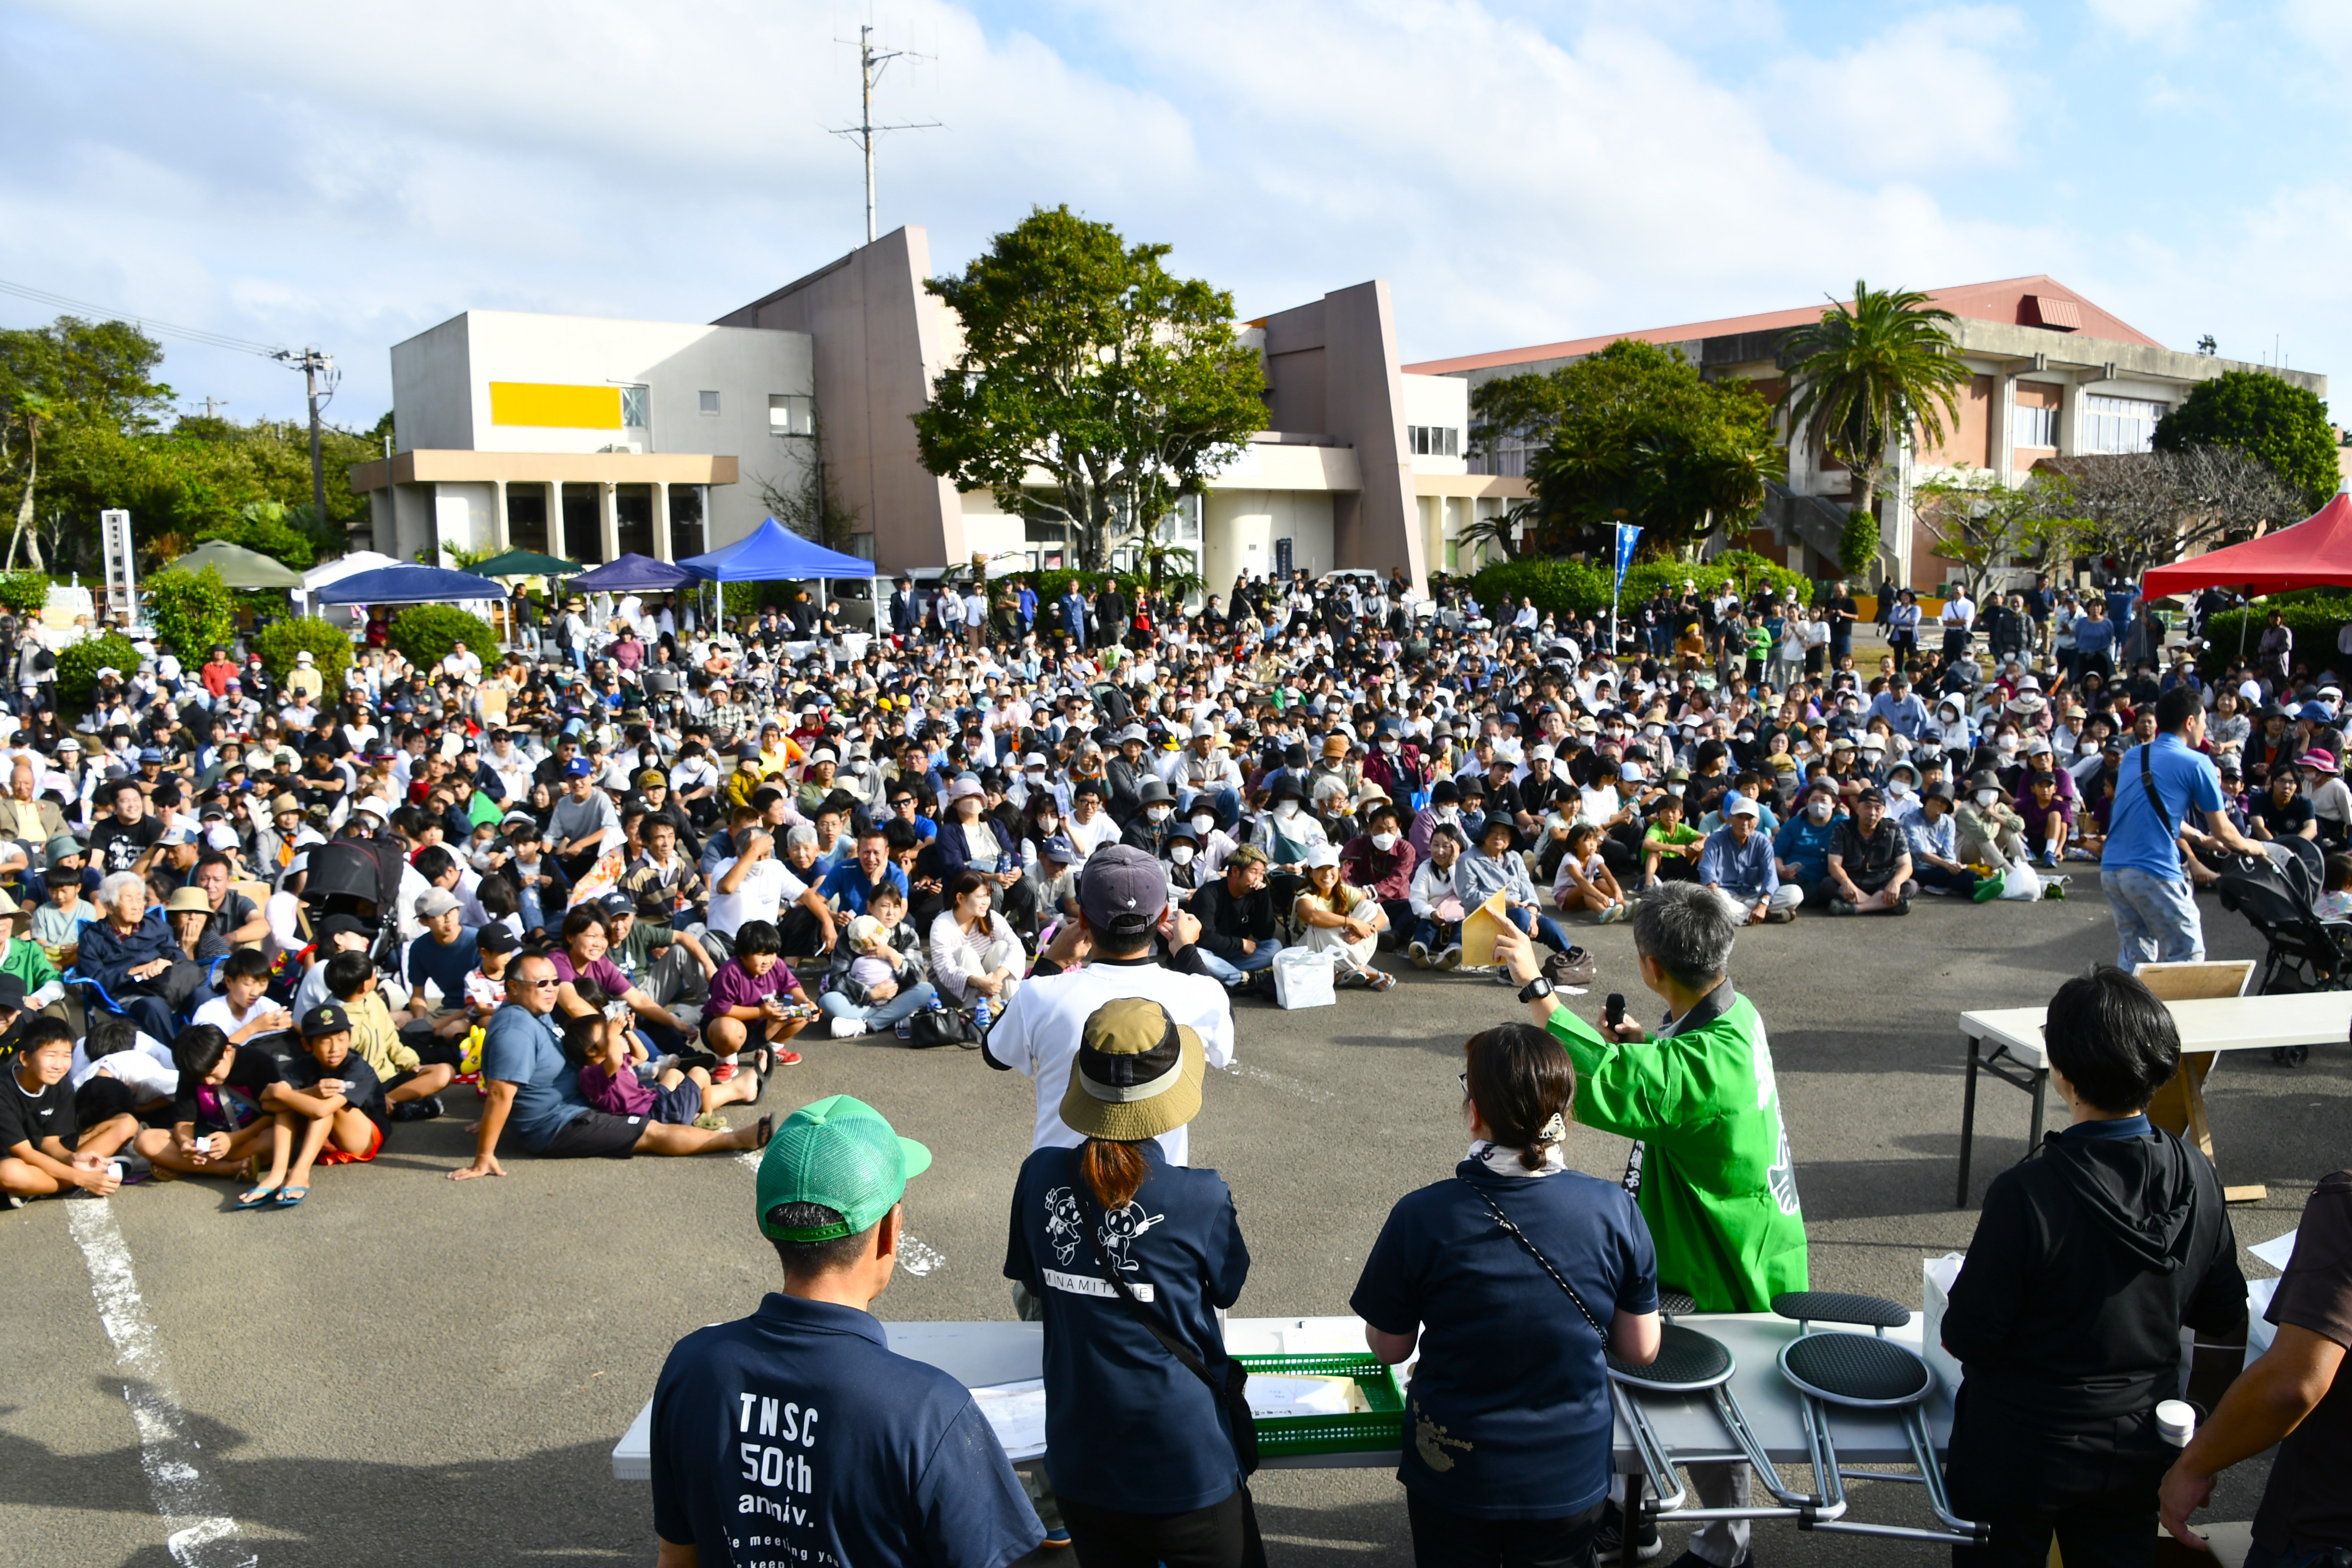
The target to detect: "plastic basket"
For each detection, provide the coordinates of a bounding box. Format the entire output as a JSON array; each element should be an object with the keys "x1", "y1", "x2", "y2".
[{"x1": 1235, "y1": 1352, "x2": 1405, "y2": 1457}]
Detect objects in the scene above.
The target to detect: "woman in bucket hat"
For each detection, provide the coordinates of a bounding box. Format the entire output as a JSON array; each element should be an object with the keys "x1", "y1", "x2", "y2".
[{"x1": 1004, "y1": 996, "x2": 1263, "y2": 1568}]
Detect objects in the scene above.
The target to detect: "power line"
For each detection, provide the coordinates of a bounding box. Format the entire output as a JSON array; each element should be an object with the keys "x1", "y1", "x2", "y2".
[{"x1": 0, "y1": 275, "x2": 284, "y2": 358}]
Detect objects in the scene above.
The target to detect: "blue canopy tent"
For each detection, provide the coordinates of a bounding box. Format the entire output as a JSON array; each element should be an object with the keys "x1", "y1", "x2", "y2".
[
  {"x1": 568, "y1": 552, "x2": 698, "y2": 593},
  {"x1": 678, "y1": 517, "x2": 879, "y2": 635},
  {"x1": 313, "y1": 563, "x2": 506, "y2": 605}
]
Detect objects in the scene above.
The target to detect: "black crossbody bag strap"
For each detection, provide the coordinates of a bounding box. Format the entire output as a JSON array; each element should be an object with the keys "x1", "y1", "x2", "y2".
[
  {"x1": 1075, "y1": 1185, "x2": 1260, "y2": 1475},
  {"x1": 2139, "y1": 742, "x2": 2172, "y2": 827},
  {"x1": 1457, "y1": 1175, "x2": 1609, "y2": 1342}
]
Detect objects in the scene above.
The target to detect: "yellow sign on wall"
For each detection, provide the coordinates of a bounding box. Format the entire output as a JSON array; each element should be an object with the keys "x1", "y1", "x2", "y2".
[{"x1": 488, "y1": 381, "x2": 623, "y2": 429}]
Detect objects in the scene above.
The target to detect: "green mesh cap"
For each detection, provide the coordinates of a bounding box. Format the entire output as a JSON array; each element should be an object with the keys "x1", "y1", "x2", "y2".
[{"x1": 756, "y1": 1095, "x2": 933, "y2": 1242}]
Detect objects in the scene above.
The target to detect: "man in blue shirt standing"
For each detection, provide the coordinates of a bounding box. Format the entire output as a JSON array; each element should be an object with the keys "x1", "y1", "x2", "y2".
[
  {"x1": 652, "y1": 1096, "x2": 1042, "y2": 1568},
  {"x1": 2101, "y1": 686, "x2": 2262, "y2": 972}
]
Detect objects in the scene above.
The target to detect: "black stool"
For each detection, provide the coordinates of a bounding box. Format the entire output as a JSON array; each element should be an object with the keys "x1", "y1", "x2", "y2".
[{"x1": 1770, "y1": 1291, "x2": 1986, "y2": 1546}]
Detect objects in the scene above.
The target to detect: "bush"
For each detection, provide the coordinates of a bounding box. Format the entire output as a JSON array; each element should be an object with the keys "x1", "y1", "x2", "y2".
[
  {"x1": 1471, "y1": 551, "x2": 1811, "y2": 629},
  {"x1": 388, "y1": 603, "x2": 498, "y2": 667},
  {"x1": 252, "y1": 616, "x2": 354, "y2": 687},
  {"x1": 147, "y1": 565, "x2": 237, "y2": 662},
  {"x1": 2199, "y1": 596, "x2": 2352, "y2": 681},
  {"x1": 56, "y1": 631, "x2": 142, "y2": 711},
  {"x1": 1838, "y1": 511, "x2": 1880, "y2": 577},
  {"x1": 0, "y1": 572, "x2": 51, "y2": 617}
]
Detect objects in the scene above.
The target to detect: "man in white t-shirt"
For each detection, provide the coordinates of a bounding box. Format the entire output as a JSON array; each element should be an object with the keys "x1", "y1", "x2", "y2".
[
  {"x1": 708, "y1": 829, "x2": 836, "y2": 953},
  {"x1": 982, "y1": 845, "x2": 1233, "y2": 1166}
]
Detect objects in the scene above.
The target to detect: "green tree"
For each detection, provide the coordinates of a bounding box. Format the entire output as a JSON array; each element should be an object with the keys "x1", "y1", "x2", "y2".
[
  {"x1": 1780, "y1": 280, "x2": 1971, "y2": 525},
  {"x1": 2153, "y1": 369, "x2": 2339, "y2": 509},
  {"x1": 1473, "y1": 340, "x2": 1783, "y2": 559},
  {"x1": 251, "y1": 616, "x2": 353, "y2": 686},
  {"x1": 389, "y1": 603, "x2": 498, "y2": 667},
  {"x1": 147, "y1": 563, "x2": 237, "y2": 660},
  {"x1": 915, "y1": 205, "x2": 1266, "y2": 571},
  {"x1": 2, "y1": 318, "x2": 173, "y2": 572}
]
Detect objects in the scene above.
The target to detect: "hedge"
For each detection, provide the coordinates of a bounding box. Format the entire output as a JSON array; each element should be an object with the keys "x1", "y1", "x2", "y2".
[
  {"x1": 147, "y1": 565, "x2": 237, "y2": 662},
  {"x1": 2199, "y1": 596, "x2": 2352, "y2": 681},
  {"x1": 1470, "y1": 549, "x2": 1811, "y2": 627},
  {"x1": 252, "y1": 617, "x2": 354, "y2": 687},
  {"x1": 389, "y1": 603, "x2": 500, "y2": 667},
  {"x1": 0, "y1": 572, "x2": 51, "y2": 617},
  {"x1": 57, "y1": 631, "x2": 142, "y2": 710}
]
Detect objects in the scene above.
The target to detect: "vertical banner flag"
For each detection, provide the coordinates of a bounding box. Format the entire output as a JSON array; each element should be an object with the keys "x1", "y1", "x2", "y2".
[{"x1": 1614, "y1": 523, "x2": 1643, "y2": 591}]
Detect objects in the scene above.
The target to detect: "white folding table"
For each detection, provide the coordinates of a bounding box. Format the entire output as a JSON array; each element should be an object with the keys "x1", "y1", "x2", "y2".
[
  {"x1": 1954, "y1": 991, "x2": 2352, "y2": 1208},
  {"x1": 612, "y1": 1311, "x2": 1952, "y2": 1482}
]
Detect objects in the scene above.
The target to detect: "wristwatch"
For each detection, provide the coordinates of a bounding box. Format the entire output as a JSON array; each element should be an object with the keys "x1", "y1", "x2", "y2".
[{"x1": 1518, "y1": 975, "x2": 1554, "y2": 1004}]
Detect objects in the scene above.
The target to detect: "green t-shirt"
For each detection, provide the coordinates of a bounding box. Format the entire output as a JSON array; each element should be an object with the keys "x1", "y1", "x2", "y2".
[
  {"x1": 1642, "y1": 821, "x2": 1702, "y2": 851},
  {"x1": 1545, "y1": 985, "x2": 1807, "y2": 1312},
  {"x1": 1744, "y1": 625, "x2": 1772, "y2": 660}
]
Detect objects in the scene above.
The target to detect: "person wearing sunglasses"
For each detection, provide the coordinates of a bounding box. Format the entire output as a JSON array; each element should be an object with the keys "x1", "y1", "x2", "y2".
[{"x1": 452, "y1": 950, "x2": 769, "y2": 1179}]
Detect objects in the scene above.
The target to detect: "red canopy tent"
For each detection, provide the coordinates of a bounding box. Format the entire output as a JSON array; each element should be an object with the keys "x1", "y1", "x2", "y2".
[{"x1": 2142, "y1": 492, "x2": 2352, "y2": 597}]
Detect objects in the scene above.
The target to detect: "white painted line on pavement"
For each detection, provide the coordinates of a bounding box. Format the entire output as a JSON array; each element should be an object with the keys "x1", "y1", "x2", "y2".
[
  {"x1": 1220, "y1": 1061, "x2": 1337, "y2": 1104},
  {"x1": 67, "y1": 1200, "x2": 257, "y2": 1568}
]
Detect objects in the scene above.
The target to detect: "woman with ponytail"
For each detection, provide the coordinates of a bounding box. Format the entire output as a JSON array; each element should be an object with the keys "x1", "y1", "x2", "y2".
[
  {"x1": 1004, "y1": 996, "x2": 1258, "y2": 1568},
  {"x1": 1350, "y1": 1023, "x2": 1663, "y2": 1568}
]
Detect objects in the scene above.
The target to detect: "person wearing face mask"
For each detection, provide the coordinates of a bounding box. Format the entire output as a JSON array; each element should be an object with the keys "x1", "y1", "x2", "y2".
[
  {"x1": 1340, "y1": 798, "x2": 1419, "y2": 943},
  {"x1": 1363, "y1": 719, "x2": 1427, "y2": 800},
  {"x1": 1771, "y1": 780, "x2": 1846, "y2": 903},
  {"x1": 1957, "y1": 769, "x2": 2031, "y2": 873},
  {"x1": 1160, "y1": 819, "x2": 1209, "y2": 897},
  {"x1": 1881, "y1": 760, "x2": 1923, "y2": 826},
  {"x1": 1121, "y1": 779, "x2": 1179, "y2": 857}
]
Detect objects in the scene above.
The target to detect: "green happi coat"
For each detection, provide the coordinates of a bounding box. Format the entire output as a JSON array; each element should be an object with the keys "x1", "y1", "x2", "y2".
[{"x1": 1545, "y1": 984, "x2": 1808, "y2": 1312}]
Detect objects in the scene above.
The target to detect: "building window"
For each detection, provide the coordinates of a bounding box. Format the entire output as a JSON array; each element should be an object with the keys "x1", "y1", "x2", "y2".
[
  {"x1": 1407, "y1": 425, "x2": 1460, "y2": 457},
  {"x1": 770, "y1": 394, "x2": 814, "y2": 436},
  {"x1": 698, "y1": 390, "x2": 721, "y2": 416},
  {"x1": 621, "y1": 385, "x2": 651, "y2": 428},
  {"x1": 2080, "y1": 395, "x2": 2162, "y2": 455},
  {"x1": 2012, "y1": 403, "x2": 2058, "y2": 450}
]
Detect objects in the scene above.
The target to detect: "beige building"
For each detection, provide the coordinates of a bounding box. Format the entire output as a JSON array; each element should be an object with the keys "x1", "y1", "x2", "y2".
[
  {"x1": 1409, "y1": 276, "x2": 2328, "y2": 591},
  {"x1": 357, "y1": 229, "x2": 1526, "y2": 590}
]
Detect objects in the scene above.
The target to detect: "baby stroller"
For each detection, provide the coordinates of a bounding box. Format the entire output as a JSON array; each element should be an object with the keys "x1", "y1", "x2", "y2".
[{"x1": 2215, "y1": 836, "x2": 2349, "y2": 1065}]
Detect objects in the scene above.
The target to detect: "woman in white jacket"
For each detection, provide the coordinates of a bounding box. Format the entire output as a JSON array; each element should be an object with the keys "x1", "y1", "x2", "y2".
[{"x1": 928, "y1": 868, "x2": 1026, "y2": 1016}]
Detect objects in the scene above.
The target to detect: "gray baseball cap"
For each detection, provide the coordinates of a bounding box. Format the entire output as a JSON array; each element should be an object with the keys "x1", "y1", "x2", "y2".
[{"x1": 1076, "y1": 843, "x2": 1166, "y2": 938}]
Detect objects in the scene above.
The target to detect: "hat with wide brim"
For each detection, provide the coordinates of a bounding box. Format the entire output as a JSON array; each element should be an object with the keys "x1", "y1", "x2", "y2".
[{"x1": 1059, "y1": 997, "x2": 1206, "y2": 1142}]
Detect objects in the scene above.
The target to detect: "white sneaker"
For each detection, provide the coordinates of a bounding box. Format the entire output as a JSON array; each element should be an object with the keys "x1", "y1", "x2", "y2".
[
  {"x1": 829, "y1": 1017, "x2": 867, "y2": 1039},
  {"x1": 1407, "y1": 940, "x2": 1431, "y2": 969}
]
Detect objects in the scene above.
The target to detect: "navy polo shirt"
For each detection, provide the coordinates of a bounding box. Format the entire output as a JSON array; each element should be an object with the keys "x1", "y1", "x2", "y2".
[
  {"x1": 1352, "y1": 1162, "x2": 1657, "y2": 1519},
  {"x1": 1003, "y1": 1143, "x2": 1251, "y2": 1514},
  {"x1": 651, "y1": 1293, "x2": 1040, "y2": 1568},
  {"x1": 406, "y1": 926, "x2": 481, "y2": 1009}
]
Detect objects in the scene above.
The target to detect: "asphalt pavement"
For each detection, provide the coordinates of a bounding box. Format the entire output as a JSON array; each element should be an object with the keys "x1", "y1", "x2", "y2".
[{"x1": 2, "y1": 877, "x2": 2336, "y2": 1568}]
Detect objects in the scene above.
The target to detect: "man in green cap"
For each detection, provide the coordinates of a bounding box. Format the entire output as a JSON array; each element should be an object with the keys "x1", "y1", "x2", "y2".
[
  {"x1": 649, "y1": 1096, "x2": 1042, "y2": 1568},
  {"x1": 1494, "y1": 881, "x2": 1805, "y2": 1568}
]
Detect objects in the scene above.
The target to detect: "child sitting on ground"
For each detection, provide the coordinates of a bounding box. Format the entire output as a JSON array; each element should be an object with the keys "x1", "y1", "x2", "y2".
[
  {"x1": 30, "y1": 864, "x2": 94, "y2": 971},
  {"x1": 565, "y1": 977, "x2": 755, "y2": 1129},
  {"x1": 1551, "y1": 822, "x2": 1631, "y2": 924},
  {"x1": 191, "y1": 949, "x2": 299, "y2": 1061},
  {"x1": 321, "y1": 950, "x2": 454, "y2": 1122},
  {"x1": 2, "y1": 1018, "x2": 142, "y2": 1202},
  {"x1": 1406, "y1": 824, "x2": 1469, "y2": 968},
  {"x1": 271, "y1": 1002, "x2": 391, "y2": 1192},
  {"x1": 703, "y1": 918, "x2": 814, "y2": 1073},
  {"x1": 135, "y1": 1024, "x2": 298, "y2": 1208},
  {"x1": 817, "y1": 895, "x2": 937, "y2": 1038},
  {"x1": 464, "y1": 922, "x2": 519, "y2": 1021},
  {"x1": 71, "y1": 1014, "x2": 179, "y2": 1128}
]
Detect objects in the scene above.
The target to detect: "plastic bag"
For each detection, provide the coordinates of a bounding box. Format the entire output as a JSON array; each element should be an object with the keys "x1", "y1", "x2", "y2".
[
  {"x1": 1998, "y1": 862, "x2": 2042, "y2": 901},
  {"x1": 1922, "y1": 1253, "x2": 1965, "y2": 1397},
  {"x1": 1272, "y1": 948, "x2": 1337, "y2": 1011}
]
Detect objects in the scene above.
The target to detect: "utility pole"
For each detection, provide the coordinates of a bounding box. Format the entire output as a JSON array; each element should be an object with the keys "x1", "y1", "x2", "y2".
[
  {"x1": 830, "y1": 23, "x2": 938, "y2": 245},
  {"x1": 272, "y1": 346, "x2": 336, "y2": 522}
]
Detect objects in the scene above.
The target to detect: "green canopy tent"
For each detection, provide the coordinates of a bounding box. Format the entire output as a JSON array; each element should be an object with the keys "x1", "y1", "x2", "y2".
[
  {"x1": 162, "y1": 538, "x2": 305, "y2": 588},
  {"x1": 471, "y1": 548, "x2": 581, "y2": 579}
]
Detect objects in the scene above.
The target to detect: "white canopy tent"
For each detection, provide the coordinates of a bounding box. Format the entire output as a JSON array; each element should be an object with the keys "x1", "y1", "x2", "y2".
[{"x1": 297, "y1": 551, "x2": 400, "y2": 629}]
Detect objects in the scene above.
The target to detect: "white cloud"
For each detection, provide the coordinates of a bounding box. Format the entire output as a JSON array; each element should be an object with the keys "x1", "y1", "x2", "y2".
[
  {"x1": 1758, "y1": 8, "x2": 2031, "y2": 179},
  {"x1": 2084, "y1": 0, "x2": 2202, "y2": 42}
]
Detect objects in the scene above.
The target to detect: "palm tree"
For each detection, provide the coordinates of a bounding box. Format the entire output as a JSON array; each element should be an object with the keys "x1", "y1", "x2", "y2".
[{"x1": 1779, "y1": 280, "x2": 1970, "y2": 541}]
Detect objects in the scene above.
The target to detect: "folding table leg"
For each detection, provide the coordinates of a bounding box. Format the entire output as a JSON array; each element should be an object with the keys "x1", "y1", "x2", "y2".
[
  {"x1": 1955, "y1": 1031, "x2": 1981, "y2": 1208},
  {"x1": 2024, "y1": 1067, "x2": 2049, "y2": 1152}
]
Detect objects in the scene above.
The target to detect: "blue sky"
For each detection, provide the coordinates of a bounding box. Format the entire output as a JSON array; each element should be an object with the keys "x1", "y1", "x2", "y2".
[{"x1": 3, "y1": 0, "x2": 2346, "y2": 428}]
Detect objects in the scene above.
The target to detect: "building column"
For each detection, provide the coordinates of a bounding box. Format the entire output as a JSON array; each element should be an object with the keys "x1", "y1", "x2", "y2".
[
  {"x1": 599, "y1": 482, "x2": 619, "y2": 563},
  {"x1": 651, "y1": 480, "x2": 672, "y2": 560},
  {"x1": 492, "y1": 478, "x2": 510, "y2": 553},
  {"x1": 1995, "y1": 372, "x2": 2018, "y2": 486}
]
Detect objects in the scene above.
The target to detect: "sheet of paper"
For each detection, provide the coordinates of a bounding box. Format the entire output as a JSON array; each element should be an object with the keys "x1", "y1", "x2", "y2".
[
  {"x1": 1247, "y1": 1373, "x2": 1370, "y2": 1421},
  {"x1": 2250, "y1": 1230, "x2": 2299, "y2": 1272},
  {"x1": 969, "y1": 1379, "x2": 1048, "y2": 1460}
]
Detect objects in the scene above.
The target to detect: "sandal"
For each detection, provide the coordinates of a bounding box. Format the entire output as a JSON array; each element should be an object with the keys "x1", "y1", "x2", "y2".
[
  {"x1": 234, "y1": 1184, "x2": 280, "y2": 1210},
  {"x1": 273, "y1": 1185, "x2": 309, "y2": 1208},
  {"x1": 745, "y1": 1068, "x2": 765, "y2": 1105},
  {"x1": 751, "y1": 1114, "x2": 775, "y2": 1151}
]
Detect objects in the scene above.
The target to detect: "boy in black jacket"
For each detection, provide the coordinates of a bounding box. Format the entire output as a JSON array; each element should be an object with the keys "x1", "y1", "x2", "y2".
[{"x1": 1942, "y1": 966, "x2": 2245, "y2": 1566}]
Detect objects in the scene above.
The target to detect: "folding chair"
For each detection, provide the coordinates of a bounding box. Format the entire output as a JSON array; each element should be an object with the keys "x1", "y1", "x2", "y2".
[
  {"x1": 1609, "y1": 1289, "x2": 1843, "y2": 1527},
  {"x1": 1769, "y1": 1292, "x2": 1986, "y2": 1546}
]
